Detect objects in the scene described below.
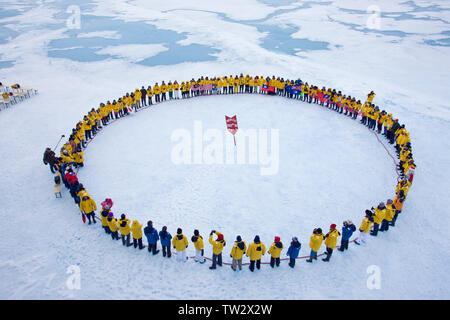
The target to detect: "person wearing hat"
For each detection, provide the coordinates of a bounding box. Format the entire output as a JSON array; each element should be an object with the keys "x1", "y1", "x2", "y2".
[
  {"x1": 268, "y1": 236, "x2": 284, "y2": 268},
  {"x1": 230, "y1": 236, "x2": 246, "y2": 271},
  {"x1": 172, "y1": 228, "x2": 188, "y2": 262},
  {"x1": 338, "y1": 220, "x2": 356, "y2": 252},
  {"x1": 286, "y1": 237, "x2": 301, "y2": 268},
  {"x1": 79, "y1": 195, "x2": 97, "y2": 225},
  {"x1": 99, "y1": 204, "x2": 111, "y2": 234},
  {"x1": 371, "y1": 202, "x2": 386, "y2": 236},
  {"x1": 191, "y1": 229, "x2": 205, "y2": 264},
  {"x1": 144, "y1": 221, "x2": 160, "y2": 255},
  {"x1": 355, "y1": 210, "x2": 374, "y2": 245},
  {"x1": 306, "y1": 228, "x2": 324, "y2": 263},
  {"x1": 322, "y1": 224, "x2": 341, "y2": 262},
  {"x1": 101, "y1": 198, "x2": 114, "y2": 210},
  {"x1": 209, "y1": 230, "x2": 226, "y2": 269},
  {"x1": 246, "y1": 236, "x2": 266, "y2": 272},
  {"x1": 159, "y1": 226, "x2": 172, "y2": 258},
  {"x1": 118, "y1": 214, "x2": 132, "y2": 246},
  {"x1": 107, "y1": 212, "x2": 119, "y2": 241},
  {"x1": 131, "y1": 219, "x2": 144, "y2": 249}
]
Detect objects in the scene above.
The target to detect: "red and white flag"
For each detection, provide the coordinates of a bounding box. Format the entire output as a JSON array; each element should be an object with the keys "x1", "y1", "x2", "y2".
[
  {"x1": 225, "y1": 115, "x2": 238, "y2": 145},
  {"x1": 225, "y1": 115, "x2": 238, "y2": 135}
]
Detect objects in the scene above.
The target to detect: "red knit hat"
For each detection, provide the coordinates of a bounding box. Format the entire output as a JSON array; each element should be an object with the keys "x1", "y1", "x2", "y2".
[
  {"x1": 330, "y1": 224, "x2": 336, "y2": 229},
  {"x1": 274, "y1": 236, "x2": 280, "y2": 242},
  {"x1": 217, "y1": 233, "x2": 224, "y2": 241}
]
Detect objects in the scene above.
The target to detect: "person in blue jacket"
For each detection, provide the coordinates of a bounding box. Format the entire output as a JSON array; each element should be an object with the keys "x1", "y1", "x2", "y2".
[
  {"x1": 159, "y1": 226, "x2": 172, "y2": 258},
  {"x1": 286, "y1": 237, "x2": 301, "y2": 268},
  {"x1": 144, "y1": 220, "x2": 160, "y2": 255},
  {"x1": 338, "y1": 220, "x2": 356, "y2": 252}
]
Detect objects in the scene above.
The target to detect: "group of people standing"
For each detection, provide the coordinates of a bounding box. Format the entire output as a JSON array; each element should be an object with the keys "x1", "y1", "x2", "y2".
[{"x1": 43, "y1": 73, "x2": 414, "y2": 272}]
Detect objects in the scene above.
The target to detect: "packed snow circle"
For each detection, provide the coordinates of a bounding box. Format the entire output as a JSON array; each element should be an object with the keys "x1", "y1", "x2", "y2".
[{"x1": 42, "y1": 74, "x2": 416, "y2": 272}]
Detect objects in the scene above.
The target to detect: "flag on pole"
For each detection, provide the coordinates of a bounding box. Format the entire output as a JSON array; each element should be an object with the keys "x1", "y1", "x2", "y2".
[{"x1": 225, "y1": 115, "x2": 238, "y2": 145}]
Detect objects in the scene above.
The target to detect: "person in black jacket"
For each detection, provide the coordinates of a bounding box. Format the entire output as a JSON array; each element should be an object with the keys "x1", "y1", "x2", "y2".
[
  {"x1": 389, "y1": 119, "x2": 401, "y2": 144},
  {"x1": 140, "y1": 86, "x2": 147, "y2": 106},
  {"x1": 43, "y1": 147, "x2": 58, "y2": 173}
]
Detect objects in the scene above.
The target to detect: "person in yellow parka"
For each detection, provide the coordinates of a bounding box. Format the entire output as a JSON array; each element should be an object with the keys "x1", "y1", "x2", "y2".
[
  {"x1": 246, "y1": 235, "x2": 266, "y2": 272},
  {"x1": 131, "y1": 219, "x2": 144, "y2": 249},
  {"x1": 306, "y1": 228, "x2": 324, "y2": 262},
  {"x1": 209, "y1": 230, "x2": 226, "y2": 269},
  {"x1": 160, "y1": 81, "x2": 167, "y2": 101},
  {"x1": 380, "y1": 199, "x2": 396, "y2": 232},
  {"x1": 230, "y1": 235, "x2": 246, "y2": 271},
  {"x1": 118, "y1": 214, "x2": 132, "y2": 247},
  {"x1": 268, "y1": 236, "x2": 283, "y2": 268},
  {"x1": 371, "y1": 202, "x2": 386, "y2": 236},
  {"x1": 354, "y1": 210, "x2": 374, "y2": 245},
  {"x1": 99, "y1": 204, "x2": 111, "y2": 234},
  {"x1": 107, "y1": 212, "x2": 120, "y2": 241},
  {"x1": 79, "y1": 195, "x2": 97, "y2": 225},
  {"x1": 322, "y1": 224, "x2": 341, "y2": 262},
  {"x1": 73, "y1": 148, "x2": 84, "y2": 168},
  {"x1": 191, "y1": 229, "x2": 205, "y2": 264},
  {"x1": 172, "y1": 228, "x2": 189, "y2": 262},
  {"x1": 153, "y1": 83, "x2": 161, "y2": 103}
]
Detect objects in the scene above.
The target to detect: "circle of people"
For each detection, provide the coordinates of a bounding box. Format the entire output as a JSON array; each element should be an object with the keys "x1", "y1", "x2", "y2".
[{"x1": 42, "y1": 73, "x2": 416, "y2": 272}]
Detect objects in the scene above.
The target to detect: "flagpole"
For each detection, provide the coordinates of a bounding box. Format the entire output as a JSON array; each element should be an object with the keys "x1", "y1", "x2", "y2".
[{"x1": 233, "y1": 135, "x2": 236, "y2": 146}]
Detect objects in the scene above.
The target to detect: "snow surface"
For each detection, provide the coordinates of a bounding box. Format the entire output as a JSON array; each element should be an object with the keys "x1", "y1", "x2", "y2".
[{"x1": 0, "y1": 0, "x2": 449, "y2": 300}]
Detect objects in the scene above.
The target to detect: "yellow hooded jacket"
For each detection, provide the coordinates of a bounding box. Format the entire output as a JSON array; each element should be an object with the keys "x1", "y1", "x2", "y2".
[
  {"x1": 191, "y1": 234, "x2": 204, "y2": 251},
  {"x1": 79, "y1": 198, "x2": 97, "y2": 214},
  {"x1": 268, "y1": 242, "x2": 284, "y2": 258},
  {"x1": 309, "y1": 233, "x2": 324, "y2": 252},
  {"x1": 118, "y1": 218, "x2": 131, "y2": 236},
  {"x1": 172, "y1": 233, "x2": 188, "y2": 251},
  {"x1": 373, "y1": 207, "x2": 387, "y2": 224},
  {"x1": 108, "y1": 217, "x2": 118, "y2": 232},
  {"x1": 359, "y1": 217, "x2": 373, "y2": 233},
  {"x1": 246, "y1": 240, "x2": 266, "y2": 261},
  {"x1": 209, "y1": 232, "x2": 226, "y2": 255},
  {"x1": 324, "y1": 229, "x2": 340, "y2": 250},
  {"x1": 230, "y1": 241, "x2": 247, "y2": 260},
  {"x1": 131, "y1": 220, "x2": 143, "y2": 239}
]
